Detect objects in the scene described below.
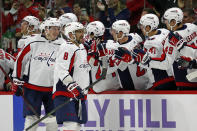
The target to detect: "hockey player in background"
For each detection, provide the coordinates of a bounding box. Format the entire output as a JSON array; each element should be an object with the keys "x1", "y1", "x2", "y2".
[
  {"x1": 58, "y1": 13, "x2": 78, "y2": 40},
  {"x1": 0, "y1": 49, "x2": 16, "y2": 91},
  {"x1": 52, "y1": 22, "x2": 90, "y2": 130},
  {"x1": 16, "y1": 16, "x2": 40, "y2": 54},
  {"x1": 97, "y1": 20, "x2": 151, "y2": 90},
  {"x1": 163, "y1": 7, "x2": 197, "y2": 89},
  {"x1": 59, "y1": 13, "x2": 78, "y2": 32},
  {"x1": 85, "y1": 21, "x2": 121, "y2": 93},
  {"x1": 12, "y1": 18, "x2": 63, "y2": 131},
  {"x1": 133, "y1": 13, "x2": 177, "y2": 90}
]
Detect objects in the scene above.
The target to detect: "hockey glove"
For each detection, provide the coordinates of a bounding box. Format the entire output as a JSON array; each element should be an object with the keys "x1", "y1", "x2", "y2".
[
  {"x1": 177, "y1": 56, "x2": 197, "y2": 69},
  {"x1": 131, "y1": 49, "x2": 151, "y2": 66},
  {"x1": 12, "y1": 78, "x2": 24, "y2": 96},
  {"x1": 114, "y1": 47, "x2": 132, "y2": 63},
  {"x1": 97, "y1": 43, "x2": 107, "y2": 57},
  {"x1": 168, "y1": 31, "x2": 180, "y2": 45},
  {"x1": 87, "y1": 50, "x2": 99, "y2": 60},
  {"x1": 168, "y1": 31, "x2": 186, "y2": 51},
  {"x1": 67, "y1": 82, "x2": 84, "y2": 100},
  {"x1": 83, "y1": 41, "x2": 91, "y2": 51}
]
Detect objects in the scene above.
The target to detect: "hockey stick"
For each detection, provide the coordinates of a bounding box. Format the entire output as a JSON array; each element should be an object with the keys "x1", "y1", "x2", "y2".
[
  {"x1": 186, "y1": 70, "x2": 197, "y2": 81},
  {"x1": 25, "y1": 56, "x2": 108, "y2": 131},
  {"x1": 0, "y1": 65, "x2": 40, "y2": 119}
]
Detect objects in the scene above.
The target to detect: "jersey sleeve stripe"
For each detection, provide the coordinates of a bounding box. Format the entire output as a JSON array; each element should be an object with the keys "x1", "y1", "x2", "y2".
[
  {"x1": 17, "y1": 44, "x2": 31, "y2": 78},
  {"x1": 151, "y1": 48, "x2": 166, "y2": 61},
  {"x1": 69, "y1": 52, "x2": 76, "y2": 73},
  {"x1": 185, "y1": 44, "x2": 197, "y2": 49}
]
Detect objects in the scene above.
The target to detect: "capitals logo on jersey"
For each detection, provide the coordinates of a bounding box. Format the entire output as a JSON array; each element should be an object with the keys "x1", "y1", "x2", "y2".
[{"x1": 33, "y1": 51, "x2": 56, "y2": 66}]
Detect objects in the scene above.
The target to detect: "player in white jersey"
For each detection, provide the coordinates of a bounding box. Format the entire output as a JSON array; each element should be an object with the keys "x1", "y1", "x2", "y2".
[
  {"x1": 163, "y1": 7, "x2": 197, "y2": 89},
  {"x1": 97, "y1": 20, "x2": 151, "y2": 90},
  {"x1": 130, "y1": 14, "x2": 177, "y2": 90},
  {"x1": 12, "y1": 18, "x2": 63, "y2": 131},
  {"x1": 85, "y1": 21, "x2": 121, "y2": 93},
  {"x1": 53, "y1": 22, "x2": 90, "y2": 130},
  {"x1": 17, "y1": 16, "x2": 40, "y2": 54},
  {"x1": 59, "y1": 13, "x2": 78, "y2": 40},
  {"x1": 0, "y1": 49, "x2": 16, "y2": 91},
  {"x1": 59, "y1": 13, "x2": 78, "y2": 31}
]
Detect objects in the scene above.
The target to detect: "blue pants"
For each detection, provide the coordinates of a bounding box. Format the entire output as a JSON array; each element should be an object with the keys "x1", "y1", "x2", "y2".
[
  {"x1": 23, "y1": 88, "x2": 55, "y2": 117},
  {"x1": 54, "y1": 96, "x2": 87, "y2": 124}
]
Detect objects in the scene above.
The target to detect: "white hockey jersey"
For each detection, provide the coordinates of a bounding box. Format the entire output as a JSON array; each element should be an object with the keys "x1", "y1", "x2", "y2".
[
  {"x1": 107, "y1": 35, "x2": 151, "y2": 90},
  {"x1": 141, "y1": 29, "x2": 175, "y2": 75},
  {"x1": 17, "y1": 34, "x2": 39, "y2": 52},
  {"x1": 89, "y1": 56, "x2": 121, "y2": 93},
  {"x1": 173, "y1": 23, "x2": 197, "y2": 83},
  {"x1": 0, "y1": 49, "x2": 15, "y2": 89},
  {"x1": 138, "y1": 29, "x2": 177, "y2": 89},
  {"x1": 13, "y1": 35, "x2": 65, "y2": 91},
  {"x1": 17, "y1": 35, "x2": 30, "y2": 50},
  {"x1": 17, "y1": 34, "x2": 39, "y2": 76},
  {"x1": 53, "y1": 42, "x2": 90, "y2": 94}
]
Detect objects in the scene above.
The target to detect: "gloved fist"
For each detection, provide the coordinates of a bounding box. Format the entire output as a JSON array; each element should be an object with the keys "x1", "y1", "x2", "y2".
[
  {"x1": 114, "y1": 47, "x2": 132, "y2": 63},
  {"x1": 97, "y1": 43, "x2": 107, "y2": 57},
  {"x1": 13, "y1": 78, "x2": 24, "y2": 86},
  {"x1": 11, "y1": 84, "x2": 23, "y2": 96},
  {"x1": 12, "y1": 78, "x2": 24, "y2": 96},
  {"x1": 168, "y1": 31, "x2": 186, "y2": 51},
  {"x1": 67, "y1": 82, "x2": 84, "y2": 99},
  {"x1": 83, "y1": 41, "x2": 91, "y2": 51},
  {"x1": 131, "y1": 48, "x2": 151, "y2": 66},
  {"x1": 177, "y1": 56, "x2": 197, "y2": 69},
  {"x1": 168, "y1": 31, "x2": 180, "y2": 45}
]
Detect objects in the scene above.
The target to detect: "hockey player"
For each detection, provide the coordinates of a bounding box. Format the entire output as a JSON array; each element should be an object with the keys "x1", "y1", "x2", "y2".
[
  {"x1": 58, "y1": 13, "x2": 78, "y2": 39},
  {"x1": 85, "y1": 21, "x2": 121, "y2": 93},
  {"x1": 98, "y1": 20, "x2": 152, "y2": 90},
  {"x1": 0, "y1": 49, "x2": 16, "y2": 91},
  {"x1": 17, "y1": 16, "x2": 40, "y2": 54},
  {"x1": 59, "y1": 13, "x2": 78, "y2": 31},
  {"x1": 133, "y1": 13, "x2": 177, "y2": 90},
  {"x1": 52, "y1": 22, "x2": 90, "y2": 130},
  {"x1": 163, "y1": 7, "x2": 197, "y2": 89},
  {"x1": 12, "y1": 18, "x2": 63, "y2": 131}
]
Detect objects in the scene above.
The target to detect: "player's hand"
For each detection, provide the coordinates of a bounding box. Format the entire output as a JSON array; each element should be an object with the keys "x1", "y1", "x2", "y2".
[
  {"x1": 168, "y1": 31, "x2": 180, "y2": 44},
  {"x1": 131, "y1": 48, "x2": 151, "y2": 66},
  {"x1": 5, "y1": 82, "x2": 12, "y2": 91},
  {"x1": 67, "y1": 82, "x2": 84, "y2": 100},
  {"x1": 114, "y1": 47, "x2": 132, "y2": 63},
  {"x1": 13, "y1": 78, "x2": 24, "y2": 86},
  {"x1": 84, "y1": 41, "x2": 91, "y2": 50},
  {"x1": 12, "y1": 78, "x2": 24, "y2": 96},
  {"x1": 9, "y1": 2, "x2": 19, "y2": 15},
  {"x1": 97, "y1": 43, "x2": 107, "y2": 57},
  {"x1": 11, "y1": 84, "x2": 23, "y2": 96},
  {"x1": 168, "y1": 31, "x2": 186, "y2": 51},
  {"x1": 97, "y1": 1, "x2": 105, "y2": 11},
  {"x1": 177, "y1": 56, "x2": 197, "y2": 69},
  {"x1": 97, "y1": 41, "x2": 115, "y2": 57}
]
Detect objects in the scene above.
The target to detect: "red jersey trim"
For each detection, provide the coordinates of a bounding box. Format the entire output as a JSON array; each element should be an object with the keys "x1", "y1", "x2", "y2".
[{"x1": 24, "y1": 83, "x2": 53, "y2": 92}]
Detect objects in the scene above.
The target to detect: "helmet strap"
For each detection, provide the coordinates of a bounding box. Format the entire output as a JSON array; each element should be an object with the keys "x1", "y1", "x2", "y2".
[
  {"x1": 169, "y1": 20, "x2": 177, "y2": 31},
  {"x1": 116, "y1": 32, "x2": 124, "y2": 42}
]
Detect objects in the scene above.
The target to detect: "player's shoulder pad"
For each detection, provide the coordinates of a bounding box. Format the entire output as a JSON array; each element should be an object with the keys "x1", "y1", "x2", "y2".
[
  {"x1": 106, "y1": 40, "x2": 119, "y2": 50},
  {"x1": 129, "y1": 33, "x2": 143, "y2": 43},
  {"x1": 184, "y1": 23, "x2": 197, "y2": 28},
  {"x1": 158, "y1": 28, "x2": 170, "y2": 35},
  {"x1": 52, "y1": 37, "x2": 66, "y2": 45}
]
